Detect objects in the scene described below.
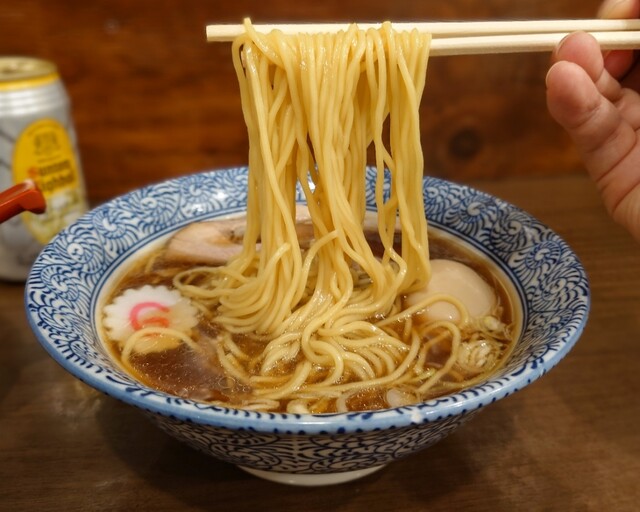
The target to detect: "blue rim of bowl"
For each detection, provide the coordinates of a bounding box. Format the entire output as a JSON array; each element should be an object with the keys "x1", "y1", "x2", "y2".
[{"x1": 25, "y1": 167, "x2": 590, "y2": 434}]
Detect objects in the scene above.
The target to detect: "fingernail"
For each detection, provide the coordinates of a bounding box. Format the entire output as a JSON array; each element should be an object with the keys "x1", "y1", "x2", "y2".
[
  {"x1": 545, "y1": 61, "x2": 561, "y2": 88},
  {"x1": 556, "y1": 34, "x2": 570, "y2": 52},
  {"x1": 544, "y1": 65, "x2": 553, "y2": 87},
  {"x1": 550, "y1": 34, "x2": 571, "y2": 63}
]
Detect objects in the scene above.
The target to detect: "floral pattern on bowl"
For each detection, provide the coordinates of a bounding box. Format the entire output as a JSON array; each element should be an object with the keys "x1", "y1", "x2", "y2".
[{"x1": 25, "y1": 167, "x2": 589, "y2": 485}]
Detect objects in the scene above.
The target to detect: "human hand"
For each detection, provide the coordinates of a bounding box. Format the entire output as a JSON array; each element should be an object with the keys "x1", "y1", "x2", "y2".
[
  {"x1": 545, "y1": 0, "x2": 640, "y2": 242},
  {"x1": 598, "y1": 0, "x2": 640, "y2": 80}
]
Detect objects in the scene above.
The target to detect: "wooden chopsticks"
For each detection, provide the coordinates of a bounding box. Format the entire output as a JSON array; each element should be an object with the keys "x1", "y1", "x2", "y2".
[{"x1": 206, "y1": 19, "x2": 640, "y2": 56}]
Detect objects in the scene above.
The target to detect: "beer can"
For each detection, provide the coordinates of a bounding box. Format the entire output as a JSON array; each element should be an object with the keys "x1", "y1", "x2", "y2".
[{"x1": 0, "y1": 57, "x2": 88, "y2": 281}]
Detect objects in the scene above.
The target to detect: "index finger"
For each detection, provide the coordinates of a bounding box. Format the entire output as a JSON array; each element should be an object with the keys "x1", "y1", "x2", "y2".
[{"x1": 598, "y1": 0, "x2": 640, "y2": 78}]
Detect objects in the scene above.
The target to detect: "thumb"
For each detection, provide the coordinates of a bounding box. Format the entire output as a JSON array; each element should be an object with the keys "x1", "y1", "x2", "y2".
[
  {"x1": 545, "y1": 59, "x2": 630, "y2": 179},
  {"x1": 546, "y1": 61, "x2": 640, "y2": 241}
]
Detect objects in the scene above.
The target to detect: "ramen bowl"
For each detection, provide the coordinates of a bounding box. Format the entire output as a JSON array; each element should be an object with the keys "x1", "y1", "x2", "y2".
[{"x1": 25, "y1": 167, "x2": 589, "y2": 486}]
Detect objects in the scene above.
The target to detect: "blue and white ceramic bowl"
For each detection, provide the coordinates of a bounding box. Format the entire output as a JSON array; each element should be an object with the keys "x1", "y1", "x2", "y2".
[{"x1": 25, "y1": 167, "x2": 589, "y2": 486}]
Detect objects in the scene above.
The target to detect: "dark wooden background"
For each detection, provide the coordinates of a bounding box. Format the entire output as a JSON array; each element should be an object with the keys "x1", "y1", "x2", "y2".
[{"x1": 0, "y1": 1, "x2": 601, "y2": 204}]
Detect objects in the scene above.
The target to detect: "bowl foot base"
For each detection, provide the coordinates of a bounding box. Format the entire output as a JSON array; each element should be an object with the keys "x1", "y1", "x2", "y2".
[{"x1": 238, "y1": 464, "x2": 385, "y2": 486}]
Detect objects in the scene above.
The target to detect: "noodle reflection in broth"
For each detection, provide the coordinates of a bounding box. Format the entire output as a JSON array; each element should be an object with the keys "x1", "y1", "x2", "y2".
[{"x1": 100, "y1": 21, "x2": 517, "y2": 413}]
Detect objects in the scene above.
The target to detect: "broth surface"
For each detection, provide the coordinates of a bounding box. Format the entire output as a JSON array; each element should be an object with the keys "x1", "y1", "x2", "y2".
[{"x1": 99, "y1": 218, "x2": 517, "y2": 413}]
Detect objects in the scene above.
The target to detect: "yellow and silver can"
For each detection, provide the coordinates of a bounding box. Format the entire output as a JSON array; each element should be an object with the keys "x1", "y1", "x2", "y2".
[{"x1": 0, "y1": 57, "x2": 88, "y2": 280}]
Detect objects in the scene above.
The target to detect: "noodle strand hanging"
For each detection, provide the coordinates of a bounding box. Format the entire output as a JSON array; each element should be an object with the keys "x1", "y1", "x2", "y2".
[{"x1": 101, "y1": 20, "x2": 516, "y2": 414}]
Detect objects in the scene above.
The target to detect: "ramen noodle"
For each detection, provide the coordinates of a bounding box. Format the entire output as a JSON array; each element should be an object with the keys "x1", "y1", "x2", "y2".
[{"x1": 100, "y1": 21, "x2": 517, "y2": 413}]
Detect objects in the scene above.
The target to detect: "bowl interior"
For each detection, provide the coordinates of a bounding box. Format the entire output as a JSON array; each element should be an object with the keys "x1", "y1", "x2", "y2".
[{"x1": 25, "y1": 167, "x2": 590, "y2": 433}]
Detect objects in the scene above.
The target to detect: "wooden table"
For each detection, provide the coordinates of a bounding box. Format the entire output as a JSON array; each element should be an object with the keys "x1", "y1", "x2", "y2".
[{"x1": 1, "y1": 174, "x2": 638, "y2": 511}]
